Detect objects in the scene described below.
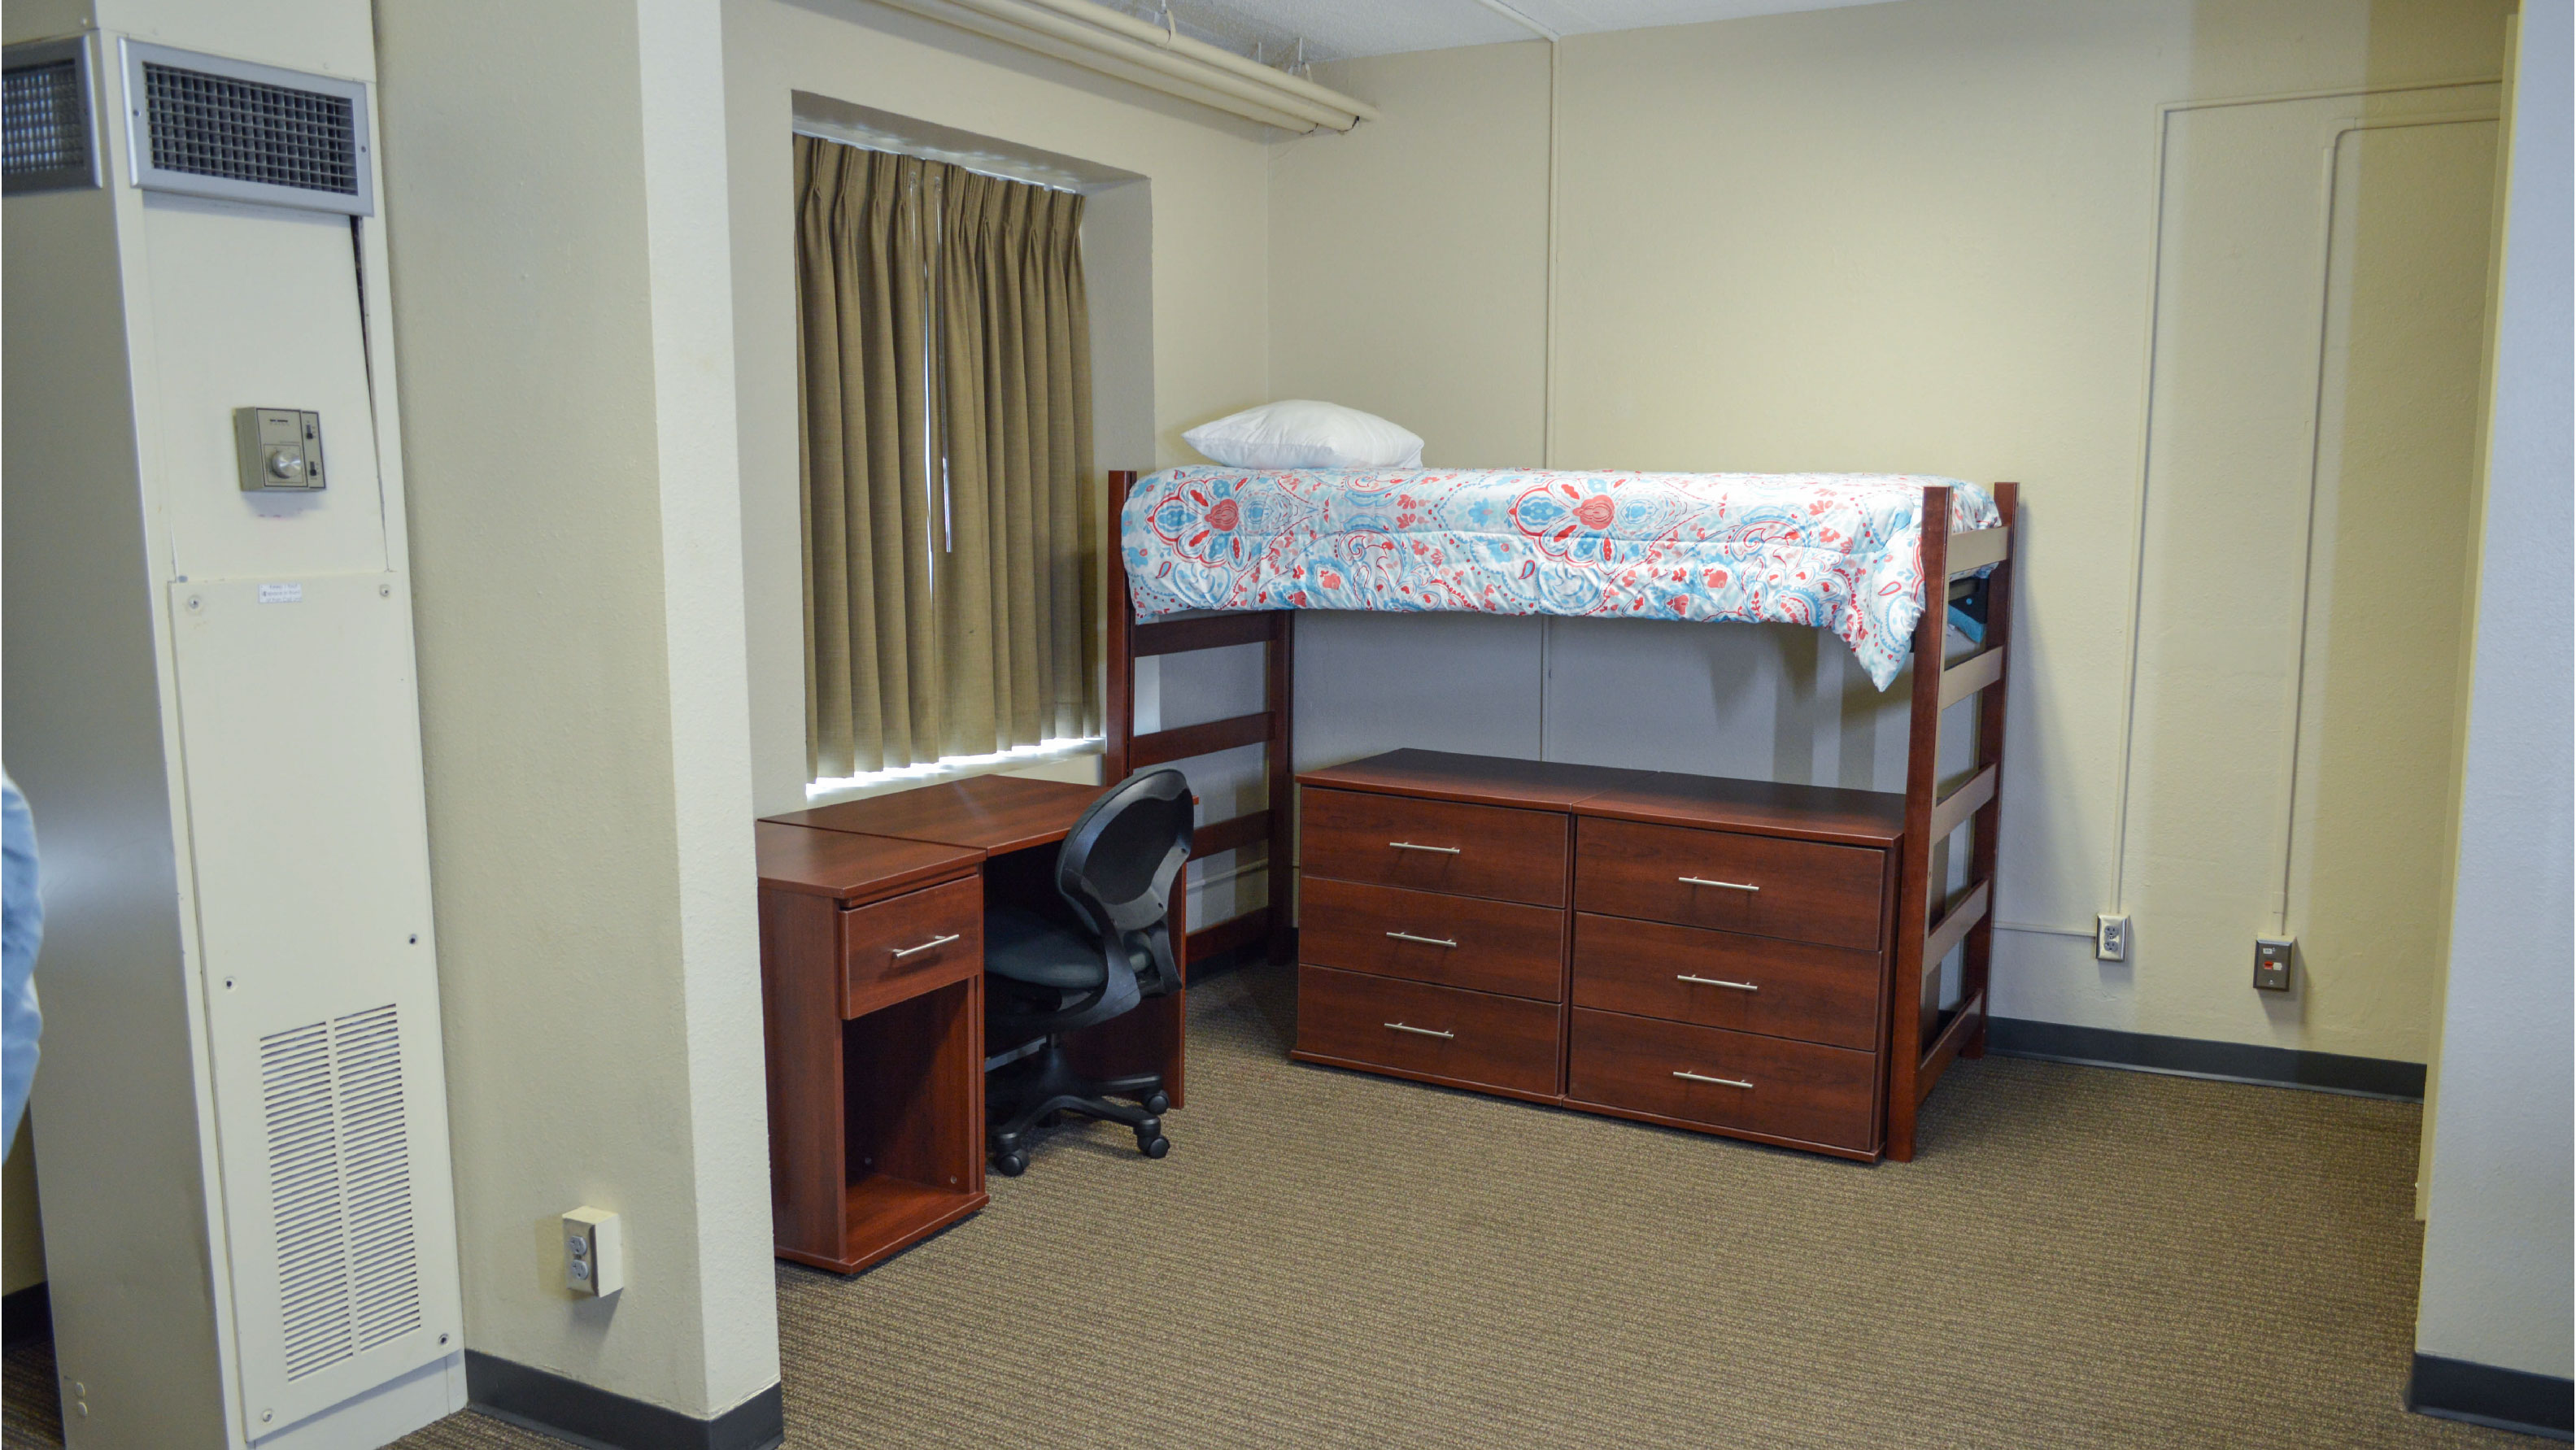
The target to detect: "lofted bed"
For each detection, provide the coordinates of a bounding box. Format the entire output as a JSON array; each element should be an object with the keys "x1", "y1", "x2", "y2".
[{"x1": 1102, "y1": 466, "x2": 2019, "y2": 1161}]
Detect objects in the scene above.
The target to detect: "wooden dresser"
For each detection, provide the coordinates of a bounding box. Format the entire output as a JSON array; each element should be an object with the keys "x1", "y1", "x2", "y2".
[{"x1": 1292, "y1": 750, "x2": 1916, "y2": 1161}]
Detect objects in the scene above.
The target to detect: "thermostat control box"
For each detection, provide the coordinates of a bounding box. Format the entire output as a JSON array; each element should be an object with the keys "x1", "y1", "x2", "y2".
[{"x1": 234, "y1": 407, "x2": 325, "y2": 490}]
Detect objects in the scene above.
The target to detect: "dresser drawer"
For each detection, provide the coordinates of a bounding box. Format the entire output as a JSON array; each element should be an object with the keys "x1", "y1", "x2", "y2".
[
  {"x1": 840, "y1": 875, "x2": 983, "y2": 1018},
  {"x1": 1294, "y1": 964, "x2": 1561, "y2": 1098},
  {"x1": 1301, "y1": 877, "x2": 1566, "y2": 1002},
  {"x1": 1572, "y1": 914, "x2": 1881, "y2": 1050},
  {"x1": 1574, "y1": 817, "x2": 1884, "y2": 949},
  {"x1": 1301, "y1": 787, "x2": 1568, "y2": 907},
  {"x1": 1567, "y1": 1009, "x2": 1876, "y2": 1152}
]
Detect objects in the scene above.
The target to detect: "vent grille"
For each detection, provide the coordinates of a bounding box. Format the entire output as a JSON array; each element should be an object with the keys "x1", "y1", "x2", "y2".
[
  {"x1": 142, "y1": 61, "x2": 356, "y2": 197},
  {"x1": 4, "y1": 60, "x2": 84, "y2": 176},
  {"x1": 2, "y1": 39, "x2": 97, "y2": 194},
  {"x1": 259, "y1": 1004, "x2": 421, "y2": 1382}
]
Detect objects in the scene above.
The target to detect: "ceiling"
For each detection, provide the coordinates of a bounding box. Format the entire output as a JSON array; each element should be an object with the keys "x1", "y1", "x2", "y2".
[{"x1": 1097, "y1": 0, "x2": 1901, "y2": 64}]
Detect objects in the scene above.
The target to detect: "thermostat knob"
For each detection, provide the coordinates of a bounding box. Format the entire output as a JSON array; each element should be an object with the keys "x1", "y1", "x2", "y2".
[{"x1": 266, "y1": 449, "x2": 306, "y2": 481}]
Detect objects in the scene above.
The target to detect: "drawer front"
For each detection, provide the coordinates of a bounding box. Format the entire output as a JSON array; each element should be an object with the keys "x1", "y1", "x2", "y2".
[
  {"x1": 1295, "y1": 964, "x2": 1561, "y2": 1097},
  {"x1": 1301, "y1": 877, "x2": 1566, "y2": 1002},
  {"x1": 1301, "y1": 787, "x2": 1568, "y2": 907},
  {"x1": 1575, "y1": 817, "x2": 1885, "y2": 949},
  {"x1": 841, "y1": 875, "x2": 983, "y2": 1017},
  {"x1": 1567, "y1": 1008, "x2": 1877, "y2": 1152},
  {"x1": 1571, "y1": 914, "x2": 1881, "y2": 1050}
]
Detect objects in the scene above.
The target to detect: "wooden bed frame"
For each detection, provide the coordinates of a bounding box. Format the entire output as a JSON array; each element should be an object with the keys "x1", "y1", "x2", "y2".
[{"x1": 1103, "y1": 468, "x2": 2018, "y2": 1161}]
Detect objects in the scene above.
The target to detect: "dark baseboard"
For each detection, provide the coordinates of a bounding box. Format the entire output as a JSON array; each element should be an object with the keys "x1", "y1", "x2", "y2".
[
  {"x1": 465, "y1": 1350, "x2": 783, "y2": 1450},
  {"x1": 2409, "y1": 1353, "x2": 2574, "y2": 1439},
  {"x1": 1986, "y1": 1017, "x2": 2425, "y2": 1101},
  {"x1": 1, "y1": 1283, "x2": 49, "y2": 1348}
]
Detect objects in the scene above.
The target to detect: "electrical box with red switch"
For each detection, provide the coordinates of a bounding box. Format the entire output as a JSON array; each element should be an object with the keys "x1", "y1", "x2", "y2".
[{"x1": 2254, "y1": 938, "x2": 2295, "y2": 992}]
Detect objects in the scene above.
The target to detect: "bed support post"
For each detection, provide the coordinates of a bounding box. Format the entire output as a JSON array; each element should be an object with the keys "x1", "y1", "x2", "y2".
[
  {"x1": 1102, "y1": 468, "x2": 1300, "y2": 973},
  {"x1": 1885, "y1": 481, "x2": 2017, "y2": 1162},
  {"x1": 1105, "y1": 469, "x2": 1139, "y2": 783}
]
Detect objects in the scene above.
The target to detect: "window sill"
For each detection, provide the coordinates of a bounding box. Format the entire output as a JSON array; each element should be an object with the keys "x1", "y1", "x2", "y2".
[{"x1": 804, "y1": 736, "x2": 1105, "y2": 808}]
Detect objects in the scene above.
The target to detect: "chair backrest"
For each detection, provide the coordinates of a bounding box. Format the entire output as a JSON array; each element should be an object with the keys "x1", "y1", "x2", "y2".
[{"x1": 1055, "y1": 769, "x2": 1193, "y2": 990}]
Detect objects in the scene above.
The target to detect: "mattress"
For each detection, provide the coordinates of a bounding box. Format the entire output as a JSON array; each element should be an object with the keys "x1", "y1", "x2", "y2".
[{"x1": 1120, "y1": 468, "x2": 2000, "y2": 690}]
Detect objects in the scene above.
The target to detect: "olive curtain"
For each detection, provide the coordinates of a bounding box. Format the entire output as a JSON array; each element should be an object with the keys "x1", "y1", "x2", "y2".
[{"x1": 795, "y1": 135, "x2": 1097, "y2": 780}]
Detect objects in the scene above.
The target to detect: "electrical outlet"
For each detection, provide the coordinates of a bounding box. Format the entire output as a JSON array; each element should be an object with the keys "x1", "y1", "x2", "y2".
[
  {"x1": 563, "y1": 1206, "x2": 623, "y2": 1297},
  {"x1": 2095, "y1": 914, "x2": 2129, "y2": 961},
  {"x1": 2254, "y1": 938, "x2": 2295, "y2": 992}
]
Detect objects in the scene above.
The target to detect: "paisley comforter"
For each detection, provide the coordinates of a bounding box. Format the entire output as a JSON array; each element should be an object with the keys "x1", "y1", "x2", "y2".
[{"x1": 1120, "y1": 468, "x2": 1999, "y2": 690}]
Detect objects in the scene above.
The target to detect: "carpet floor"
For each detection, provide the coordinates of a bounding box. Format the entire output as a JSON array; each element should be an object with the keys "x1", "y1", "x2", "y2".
[{"x1": 3, "y1": 960, "x2": 2530, "y2": 1448}]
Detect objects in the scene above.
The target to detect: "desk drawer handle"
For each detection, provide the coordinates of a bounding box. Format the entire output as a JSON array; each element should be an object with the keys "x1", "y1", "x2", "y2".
[
  {"x1": 1679, "y1": 876, "x2": 1759, "y2": 892},
  {"x1": 1389, "y1": 841, "x2": 1462, "y2": 855},
  {"x1": 890, "y1": 932, "x2": 962, "y2": 961},
  {"x1": 1384, "y1": 1021, "x2": 1455, "y2": 1039},
  {"x1": 1386, "y1": 930, "x2": 1459, "y2": 948},
  {"x1": 1677, "y1": 973, "x2": 1759, "y2": 992},
  {"x1": 1673, "y1": 1069, "x2": 1754, "y2": 1089}
]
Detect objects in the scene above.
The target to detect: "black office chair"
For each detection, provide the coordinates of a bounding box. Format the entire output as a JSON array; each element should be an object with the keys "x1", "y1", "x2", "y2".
[{"x1": 983, "y1": 768, "x2": 1192, "y2": 1177}]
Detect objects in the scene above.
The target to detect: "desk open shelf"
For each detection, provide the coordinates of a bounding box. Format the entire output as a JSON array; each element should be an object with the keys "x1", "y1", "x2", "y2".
[{"x1": 835, "y1": 976, "x2": 985, "y2": 1271}]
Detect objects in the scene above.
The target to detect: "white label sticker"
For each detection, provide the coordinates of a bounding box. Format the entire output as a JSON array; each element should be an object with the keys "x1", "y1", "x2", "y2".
[{"x1": 257, "y1": 583, "x2": 303, "y2": 604}]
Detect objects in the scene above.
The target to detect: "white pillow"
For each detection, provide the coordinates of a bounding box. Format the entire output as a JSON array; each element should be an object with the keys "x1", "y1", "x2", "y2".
[{"x1": 1182, "y1": 400, "x2": 1424, "y2": 470}]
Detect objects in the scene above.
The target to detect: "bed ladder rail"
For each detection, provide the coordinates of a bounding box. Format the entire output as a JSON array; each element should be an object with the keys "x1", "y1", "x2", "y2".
[
  {"x1": 1105, "y1": 470, "x2": 1298, "y2": 973},
  {"x1": 1885, "y1": 481, "x2": 2019, "y2": 1162}
]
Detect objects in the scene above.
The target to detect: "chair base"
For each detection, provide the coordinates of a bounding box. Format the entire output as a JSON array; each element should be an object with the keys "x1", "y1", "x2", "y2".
[{"x1": 987, "y1": 1035, "x2": 1170, "y2": 1176}]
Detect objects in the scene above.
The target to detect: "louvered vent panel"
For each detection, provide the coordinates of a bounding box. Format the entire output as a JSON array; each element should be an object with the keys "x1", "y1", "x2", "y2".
[
  {"x1": 2, "y1": 59, "x2": 84, "y2": 176},
  {"x1": 142, "y1": 60, "x2": 356, "y2": 196},
  {"x1": 256, "y1": 1005, "x2": 421, "y2": 1382},
  {"x1": 332, "y1": 1007, "x2": 421, "y2": 1352}
]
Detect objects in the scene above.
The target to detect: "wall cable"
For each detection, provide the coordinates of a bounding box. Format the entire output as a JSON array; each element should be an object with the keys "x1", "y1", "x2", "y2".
[{"x1": 2107, "y1": 80, "x2": 2500, "y2": 935}]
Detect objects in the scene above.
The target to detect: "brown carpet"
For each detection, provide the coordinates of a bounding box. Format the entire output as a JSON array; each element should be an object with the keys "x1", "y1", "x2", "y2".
[{"x1": 4, "y1": 960, "x2": 2530, "y2": 1448}]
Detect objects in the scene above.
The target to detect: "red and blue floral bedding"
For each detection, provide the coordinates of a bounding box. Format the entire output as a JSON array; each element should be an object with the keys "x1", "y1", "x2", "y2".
[{"x1": 1121, "y1": 468, "x2": 1999, "y2": 690}]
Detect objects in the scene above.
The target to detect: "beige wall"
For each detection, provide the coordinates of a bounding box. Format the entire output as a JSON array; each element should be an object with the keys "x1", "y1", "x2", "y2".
[
  {"x1": 2416, "y1": 3, "x2": 2574, "y2": 1382},
  {"x1": 727, "y1": 0, "x2": 1276, "y2": 818},
  {"x1": 376, "y1": 0, "x2": 778, "y2": 1422},
  {"x1": 1271, "y1": 0, "x2": 2509, "y2": 1062}
]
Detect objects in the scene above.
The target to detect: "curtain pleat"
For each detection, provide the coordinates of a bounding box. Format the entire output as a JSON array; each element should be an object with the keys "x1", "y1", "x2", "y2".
[{"x1": 800, "y1": 133, "x2": 1095, "y2": 777}]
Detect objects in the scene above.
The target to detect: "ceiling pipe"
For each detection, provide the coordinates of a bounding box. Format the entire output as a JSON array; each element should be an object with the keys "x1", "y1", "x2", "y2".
[
  {"x1": 1466, "y1": 0, "x2": 1561, "y2": 41},
  {"x1": 1010, "y1": 0, "x2": 1384, "y2": 124},
  {"x1": 896, "y1": 0, "x2": 1375, "y2": 132},
  {"x1": 874, "y1": 0, "x2": 1327, "y2": 131}
]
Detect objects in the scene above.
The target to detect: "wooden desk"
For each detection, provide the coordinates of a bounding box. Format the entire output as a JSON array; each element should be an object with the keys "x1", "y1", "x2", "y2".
[
  {"x1": 771, "y1": 774, "x2": 1109, "y2": 855},
  {"x1": 756, "y1": 775, "x2": 1190, "y2": 1273}
]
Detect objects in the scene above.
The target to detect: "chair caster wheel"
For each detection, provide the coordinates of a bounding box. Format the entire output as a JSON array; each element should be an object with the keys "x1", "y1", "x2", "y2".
[
  {"x1": 994, "y1": 1150, "x2": 1029, "y2": 1177},
  {"x1": 1141, "y1": 1091, "x2": 1170, "y2": 1116},
  {"x1": 1136, "y1": 1134, "x2": 1169, "y2": 1160}
]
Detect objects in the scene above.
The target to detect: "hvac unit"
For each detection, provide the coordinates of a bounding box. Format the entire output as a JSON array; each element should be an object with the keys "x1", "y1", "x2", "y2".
[{"x1": 4, "y1": 18, "x2": 464, "y2": 1450}]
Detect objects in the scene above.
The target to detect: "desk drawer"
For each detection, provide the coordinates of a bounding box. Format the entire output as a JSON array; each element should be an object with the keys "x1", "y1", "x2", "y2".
[
  {"x1": 1300, "y1": 877, "x2": 1565, "y2": 1001},
  {"x1": 1575, "y1": 818, "x2": 1884, "y2": 950},
  {"x1": 1301, "y1": 787, "x2": 1568, "y2": 907},
  {"x1": 1567, "y1": 1009, "x2": 1876, "y2": 1152},
  {"x1": 1294, "y1": 964, "x2": 1560, "y2": 1098},
  {"x1": 1572, "y1": 914, "x2": 1881, "y2": 1050},
  {"x1": 841, "y1": 875, "x2": 983, "y2": 1018}
]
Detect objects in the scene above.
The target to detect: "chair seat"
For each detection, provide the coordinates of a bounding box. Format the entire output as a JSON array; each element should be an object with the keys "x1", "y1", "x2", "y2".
[{"x1": 983, "y1": 907, "x2": 1147, "y2": 992}]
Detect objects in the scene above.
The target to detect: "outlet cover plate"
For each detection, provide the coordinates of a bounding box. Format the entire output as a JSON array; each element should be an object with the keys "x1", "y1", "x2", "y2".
[
  {"x1": 2096, "y1": 914, "x2": 2129, "y2": 962},
  {"x1": 563, "y1": 1206, "x2": 623, "y2": 1297}
]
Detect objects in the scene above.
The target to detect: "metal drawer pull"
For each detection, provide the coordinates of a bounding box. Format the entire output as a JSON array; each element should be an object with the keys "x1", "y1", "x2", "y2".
[
  {"x1": 1386, "y1": 930, "x2": 1460, "y2": 948},
  {"x1": 1384, "y1": 1021, "x2": 1455, "y2": 1039},
  {"x1": 1679, "y1": 876, "x2": 1759, "y2": 891},
  {"x1": 1389, "y1": 841, "x2": 1462, "y2": 855},
  {"x1": 890, "y1": 933, "x2": 962, "y2": 960},
  {"x1": 1673, "y1": 1069, "x2": 1754, "y2": 1088},
  {"x1": 1677, "y1": 973, "x2": 1759, "y2": 991}
]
